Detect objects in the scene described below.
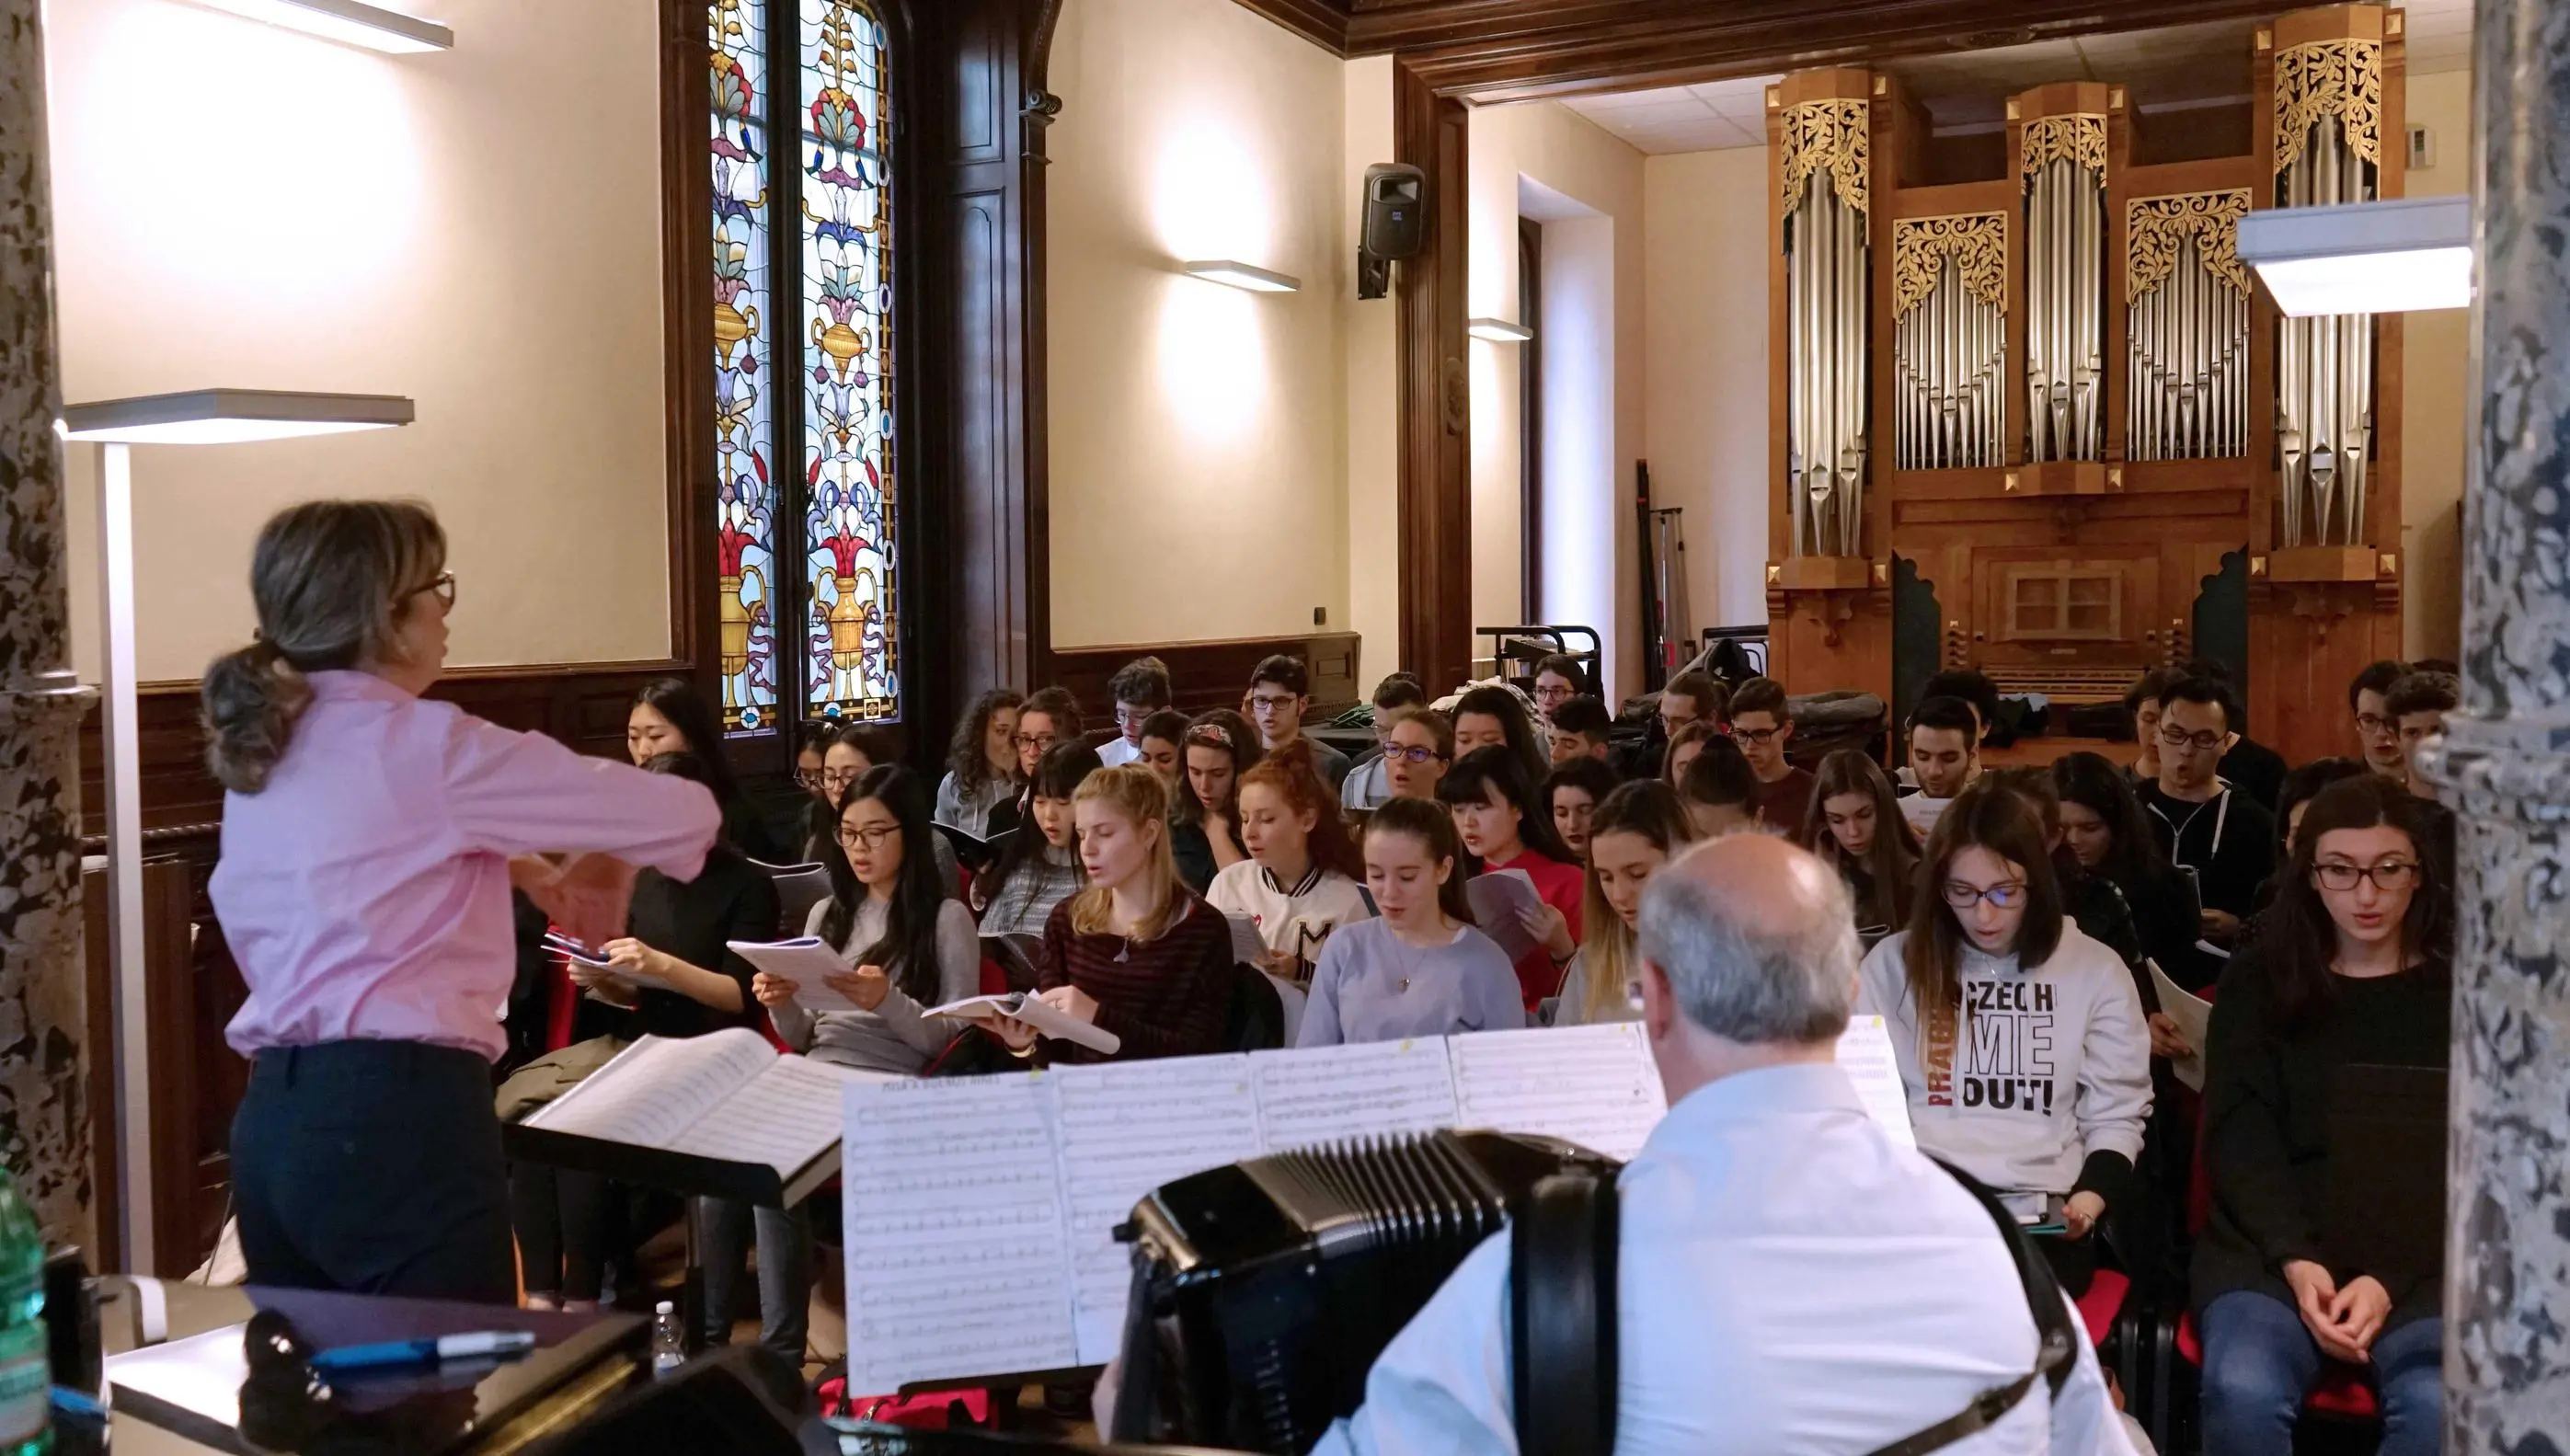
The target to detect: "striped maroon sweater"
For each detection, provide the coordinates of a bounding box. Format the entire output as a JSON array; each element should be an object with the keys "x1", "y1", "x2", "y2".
[{"x1": 1038, "y1": 892, "x2": 1235, "y2": 1062}]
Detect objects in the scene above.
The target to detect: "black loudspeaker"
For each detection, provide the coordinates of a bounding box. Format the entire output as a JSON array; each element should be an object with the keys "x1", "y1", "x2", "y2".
[{"x1": 1358, "y1": 162, "x2": 1427, "y2": 300}]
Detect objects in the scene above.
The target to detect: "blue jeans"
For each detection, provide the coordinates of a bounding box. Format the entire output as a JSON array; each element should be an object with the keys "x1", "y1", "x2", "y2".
[{"x1": 2200, "y1": 1289, "x2": 2441, "y2": 1456}]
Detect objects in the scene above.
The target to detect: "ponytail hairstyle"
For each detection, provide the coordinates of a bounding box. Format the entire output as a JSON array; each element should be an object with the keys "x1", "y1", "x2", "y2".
[
  {"x1": 1576, "y1": 780, "x2": 1694, "y2": 1024},
  {"x1": 818, "y1": 764, "x2": 950, "y2": 1003},
  {"x1": 1069, "y1": 764, "x2": 1187, "y2": 940},
  {"x1": 1362, "y1": 795, "x2": 1476, "y2": 927},
  {"x1": 1236, "y1": 749, "x2": 1365, "y2": 882},
  {"x1": 203, "y1": 499, "x2": 447, "y2": 793}
]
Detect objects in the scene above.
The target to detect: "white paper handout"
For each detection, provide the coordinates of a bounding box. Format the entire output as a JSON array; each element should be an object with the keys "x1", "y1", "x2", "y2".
[
  {"x1": 1465, "y1": 868, "x2": 1544, "y2": 964},
  {"x1": 1222, "y1": 911, "x2": 1267, "y2": 966},
  {"x1": 727, "y1": 937, "x2": 869, "y2": 1013},
  {"x1": 1833, "y1": 1015, "x2": 1917, "y2": 1150},
  {"x1": 1449, "y1": 1022, "x2": 1668, "y2": 1161},
  {"x1": 841, "y1": 1075, "x2": 1080, "y2": 1393},
  {"x1": 524, "y1": 1028, "x2": 893, "y2": 1177},
  {"x1": 927, "y1": 992, "x2": 1123, "y2": 1057},
  {"x1": 2148, "y1": 958, "x2": 2213, "y2": 1092}
]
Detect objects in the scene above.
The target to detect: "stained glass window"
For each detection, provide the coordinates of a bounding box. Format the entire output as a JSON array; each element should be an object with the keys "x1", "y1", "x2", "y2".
[
  {"x1": 712, "y1": 0, "x2": 901, "y2": 737},
  {"x1": 799, "y1": 0, "x2": 899, "y2": 722},
  {"x1": 711, "y1": 0, "x2": 778, "y2": 733}
]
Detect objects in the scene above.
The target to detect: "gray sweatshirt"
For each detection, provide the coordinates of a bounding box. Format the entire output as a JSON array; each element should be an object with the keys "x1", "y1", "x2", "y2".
[
  {"x1": 1853, "y1": 922, "x2": 2152, "y2": 1198},
  {"x1": 767, "y1": 897, "x2": 981, "y2": 1075}
]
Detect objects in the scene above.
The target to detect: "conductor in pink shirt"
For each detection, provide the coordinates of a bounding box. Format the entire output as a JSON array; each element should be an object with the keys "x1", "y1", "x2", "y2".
[{"x1": 204, "y1": 501, "x2": 719, "y2": 1304}]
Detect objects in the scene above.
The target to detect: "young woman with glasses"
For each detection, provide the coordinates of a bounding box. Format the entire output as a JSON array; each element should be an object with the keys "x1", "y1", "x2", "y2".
[
  {"x1": 742, "y1": 764, "x2": 983, "y2": 1361},
  {"x1": 1854, "y1": 782, "x2": 2152, "y2": 1296},
  {"x1": 2192, "y1": 776, "x2": 2451, "y2": 1455},
  {"x1": 1377, "y1": 705, "x2": 1454, "y2": 803}
]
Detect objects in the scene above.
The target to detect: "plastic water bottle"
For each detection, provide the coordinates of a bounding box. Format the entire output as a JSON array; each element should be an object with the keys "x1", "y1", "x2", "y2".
[
  {"x1": 648, "y1": 1301, "x2": 685, "y2": 1380},
  {"x1": 0, "y1": 1169, "x2": 49, "y2": 1455}
]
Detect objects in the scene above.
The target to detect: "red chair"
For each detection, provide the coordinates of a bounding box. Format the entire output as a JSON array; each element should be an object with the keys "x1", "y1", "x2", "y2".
[{"x1": 2074, "y1": 1269, "x2": 2131, "y2": 1348}]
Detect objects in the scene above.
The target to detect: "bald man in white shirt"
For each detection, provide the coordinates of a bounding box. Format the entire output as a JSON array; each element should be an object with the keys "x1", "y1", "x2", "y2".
[{"x1": 1312, "y1": 833, "x2": 2140, "y2": 1456}]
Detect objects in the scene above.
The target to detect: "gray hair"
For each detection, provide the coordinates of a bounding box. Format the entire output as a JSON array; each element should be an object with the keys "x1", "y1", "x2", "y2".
[{"x1": 1635, "y1": 857, "x2": 1859, "y2": 1045}]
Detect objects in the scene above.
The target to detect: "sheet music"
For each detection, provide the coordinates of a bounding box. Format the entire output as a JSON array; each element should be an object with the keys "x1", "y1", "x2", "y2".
[
  {"x1": 1448, "y1": 1022, "x2": 1667, "y2": 1161},
  {"x1": 1050, "y1": 1056, "x2": 1265, "y2": 1363},
  {"x1": 2147, "y1": 959, "x2": 2211, "y2": 1092},
  {"x1": 1835, "y1": 1015, "x2": 1917, "y2": 1149},
  {"x1": 1250, "y1": 1038, "x2": 1459, "y2": 1151},
  {"x1": 840, "y1": 1075, "x2": 1079, "y2": 1392},
  {"x1": 669, "y1": 1057, "x2": 895, "y2": 1175},
  {"x1": 525, "y1": 1030, "x2": 776, "y2": 1148},
  {"x1": 1466, "y1": 869, "x2": 1543, "y2": 964}
]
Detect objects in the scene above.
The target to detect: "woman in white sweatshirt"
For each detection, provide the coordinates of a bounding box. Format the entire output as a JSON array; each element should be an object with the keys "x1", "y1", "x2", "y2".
[{"x1": 1854, "y1": 781, "x2": 2152, "y2": 1297}]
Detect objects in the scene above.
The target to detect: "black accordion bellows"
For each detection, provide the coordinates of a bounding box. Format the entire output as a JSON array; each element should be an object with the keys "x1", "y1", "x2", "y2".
[{"x1": 1111, "y1": 1129, "x2": 1621, "y2": 1454}]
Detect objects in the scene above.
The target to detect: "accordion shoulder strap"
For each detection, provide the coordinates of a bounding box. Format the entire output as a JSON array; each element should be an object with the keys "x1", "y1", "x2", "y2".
[{"x1": 1509, "y1": 1168, "x2": 1620, "y2": 1456}]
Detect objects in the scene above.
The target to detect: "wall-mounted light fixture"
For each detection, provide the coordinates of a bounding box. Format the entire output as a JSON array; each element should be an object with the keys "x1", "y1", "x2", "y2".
[
  {"x1": 1181, "y1": 260, "x2": 1301, "y2": 294},
  {"x1": 1467, "y1": 317, "x2": 1535, "y2": 344},
  {"x1": 187, "y1": 0, "x2": 453, "y2": 54},
  {"x1": 2236, "y1": 194, "x2": 2471, "y2": 316},
  {"x1": 59, "y1": 387, "x2": 416, "y2": 1276}
]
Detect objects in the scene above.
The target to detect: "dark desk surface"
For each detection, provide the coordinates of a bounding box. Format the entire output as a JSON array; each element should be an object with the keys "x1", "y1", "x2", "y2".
[{"x1": 98, "y1": 1280, "x2": 643, "y2": 1455}]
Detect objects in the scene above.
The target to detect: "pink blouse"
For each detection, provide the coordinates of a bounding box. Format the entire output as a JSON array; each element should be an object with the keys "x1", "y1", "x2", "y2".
[{"x1": 211, "y1": 671, "x2": 720, "y2": 1060}]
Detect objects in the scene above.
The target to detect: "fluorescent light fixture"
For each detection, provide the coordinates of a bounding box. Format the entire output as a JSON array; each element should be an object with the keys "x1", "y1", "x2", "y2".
[
  {"x1": 1181, "y1": 259, "x2": 1301, "y2": 293},
  {"x1": 2237, "y1": 194, "x2": 2472, "y2": 316},
  {"x1": 61, "y1": 388, "x2": 416, "y2": 445},
  {"x1": 1468, "y1": 317, "x2": 1535, "y2": 343},
  {"x1": 187, "y1": 0, "x2": 453, "y2": 53}
]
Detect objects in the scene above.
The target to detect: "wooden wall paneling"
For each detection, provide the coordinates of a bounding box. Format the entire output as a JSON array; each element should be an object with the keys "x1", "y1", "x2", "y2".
[
  {"x1": 1049, "y1": 631, "x2": 1363, "y2": 720},
  {"x1": 1394, "y1": 60, "x2": 1474, "y2": 696},
  {"x1": 659, "y1": 0, "x2": 721, "y2": 741},
  {"x1": 935, "y1": 0, "x2": 1058, "y2": 711}
]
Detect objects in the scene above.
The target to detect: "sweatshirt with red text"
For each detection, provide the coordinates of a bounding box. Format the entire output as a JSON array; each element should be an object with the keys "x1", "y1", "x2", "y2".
[{"x1": 1854, "y1": 923, "x2": 2153, "y2": 1202}]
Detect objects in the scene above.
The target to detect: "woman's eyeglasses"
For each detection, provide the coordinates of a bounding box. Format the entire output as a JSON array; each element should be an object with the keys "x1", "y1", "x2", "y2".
[
  {"x1": 835, "y1": 824, "x2": 902, "y2": 851},
  {"x1": 2312, "y1": 859, "x2": 2420, "y2": 892},
  {"x1": 820, "y1": 767, "x2": 866, "y2": 790},
  {"x1": 1014, "y1": 732, "x2": 1058, "y2": 752},
  {"x1": 408, "y1": 571, "x2": 457, "y2": 609},
  {"x1": 1384, "y1": 745, "x2": 1449, "y2": 764},
  {"x1": 1941, "y1": 880, "x2": 2028, "y2": 910}
]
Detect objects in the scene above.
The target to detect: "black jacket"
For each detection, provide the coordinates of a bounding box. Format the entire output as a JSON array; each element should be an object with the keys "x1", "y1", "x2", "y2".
[
  {"x1": 2191, "y1": 946, "x2": 2450, "y2": 1332},
  {"x1": 617, "y1": 850, "x2": 780, "y2": 1040}
]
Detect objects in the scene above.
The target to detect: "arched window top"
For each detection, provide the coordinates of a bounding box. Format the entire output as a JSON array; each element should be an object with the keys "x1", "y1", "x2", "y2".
[{"x1": 712, "y1": 0, "x2": 901, "y2": 735}]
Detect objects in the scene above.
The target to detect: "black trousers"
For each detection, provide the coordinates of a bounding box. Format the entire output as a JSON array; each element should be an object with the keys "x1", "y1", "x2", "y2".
[
  {"x1": 231, "y1": 1040, "x2": 515, "y2": 1305},
  {"x1": 510, "y1": 1161, "x2": 609, "y2": 1302}
]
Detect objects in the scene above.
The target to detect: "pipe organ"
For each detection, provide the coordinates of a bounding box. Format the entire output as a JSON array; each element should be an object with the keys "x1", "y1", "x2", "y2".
[{"x1": 1763, "y1": 4, "x2": 2408, "y2": 769}]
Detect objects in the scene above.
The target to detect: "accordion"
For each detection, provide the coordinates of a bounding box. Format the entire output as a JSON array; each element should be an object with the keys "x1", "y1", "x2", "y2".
[{"x1": 1109, "y1": 1129, "x2": 1623, "y2": 1453}]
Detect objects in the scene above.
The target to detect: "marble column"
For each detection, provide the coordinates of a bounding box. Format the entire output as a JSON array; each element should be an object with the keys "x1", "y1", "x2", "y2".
[
  {"x1": 2424, "y1": 0, "x2": 2570, "y2": 1446},
  {"x1": 0, "y1": 0, "x2": 97, "y2": 1249}
]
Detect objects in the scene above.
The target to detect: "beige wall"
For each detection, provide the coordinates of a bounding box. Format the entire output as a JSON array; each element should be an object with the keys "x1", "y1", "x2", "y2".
[
  {"x1": 2399, "y1": 67, "x2": 2470, "y2": 662},
  {"x1": 1045, "y1": 0, "x2": 1353, "y2": 650},
  {"x1": 1642, "y1": 146, "x2": 1773, "y2": 642},
  {"x1": 49, "y1": 0, "x2": 673, "y2": 683},
  {"x1": 1467, "y1": 102, "x2": 1647, "y2": 698}
]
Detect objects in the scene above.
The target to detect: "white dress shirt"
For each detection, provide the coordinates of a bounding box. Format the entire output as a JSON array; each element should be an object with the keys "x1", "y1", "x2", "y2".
[
  {"x1": 1313, "y1": 1060, "x2": 2138, "y2": 1456},
  {"x1": 1096, "y1": 735, "x2": 1144, "y2": 768}
]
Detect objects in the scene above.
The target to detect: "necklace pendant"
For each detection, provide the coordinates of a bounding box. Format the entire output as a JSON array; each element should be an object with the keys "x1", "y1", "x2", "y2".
[{"x1": 1396, "y1": 977, "x2": 1411, "y2": 993}]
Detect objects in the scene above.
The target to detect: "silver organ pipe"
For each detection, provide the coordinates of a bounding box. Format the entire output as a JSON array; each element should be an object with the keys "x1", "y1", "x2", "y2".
[
  {"x1": 2125, "y1": 190, "x2": 2253, "y2": 463},
  {"x1": 1781, "y1": 97, "x2": 1870, "y2": 557},
  {"x1": 1893, "y1": 213, "x2": 2006, "y2": 473},
  {"x1": 2272, "y1": 33, "x2": 2382, "y2": 545},
  {"x1": 2022, "y1": 117, "x2": 2105, "y2": 463}
]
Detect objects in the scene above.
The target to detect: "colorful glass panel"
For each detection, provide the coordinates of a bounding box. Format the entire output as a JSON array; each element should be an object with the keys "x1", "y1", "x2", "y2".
[
  {"x1": 712, "y1": 0, "x2": 778, "y2": 733},
  {"x1": 798, "y1": 0, "x2": 900, "y2": 722}
]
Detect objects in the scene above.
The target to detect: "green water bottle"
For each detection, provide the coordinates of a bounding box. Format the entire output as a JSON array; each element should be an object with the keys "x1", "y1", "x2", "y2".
[{"x1": 0, "y1": 1168, "x2": 49, "y2": 1455}]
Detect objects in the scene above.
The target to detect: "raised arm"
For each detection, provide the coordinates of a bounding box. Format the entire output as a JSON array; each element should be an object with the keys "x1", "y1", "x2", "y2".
[{"x1": 439, "y1": 708, "x2": 719, "y2": 877}]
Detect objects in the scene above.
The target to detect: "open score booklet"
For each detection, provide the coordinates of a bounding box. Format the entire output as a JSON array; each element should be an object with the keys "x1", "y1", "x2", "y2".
[{"x1": 832, "y1": 1015, "x2": 1915, "y2": 1394}]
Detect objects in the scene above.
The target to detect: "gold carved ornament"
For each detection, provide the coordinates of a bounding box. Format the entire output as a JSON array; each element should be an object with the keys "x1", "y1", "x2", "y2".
[
  {"x1": 2019, "y1": 114, "x2": 2106, "y2": 183},
  {"x1": 2127, "y1": 190, "x2": 2253, "y2": 299},
  {"x1": 1779, "y1": 98, "x2": 1870, "y2": 215},
  {"x1": 2274, "y1": 37, "x2": 2382, "y2": 174},
  {"x1": 1893, "y1": 212, "x2": 2008, "y2": 317}
]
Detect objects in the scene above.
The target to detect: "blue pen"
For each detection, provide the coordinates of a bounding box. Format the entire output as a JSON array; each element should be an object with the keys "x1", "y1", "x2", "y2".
[{"x1": 308, "y1": 1329, "x2": 538, "y2": 1373}]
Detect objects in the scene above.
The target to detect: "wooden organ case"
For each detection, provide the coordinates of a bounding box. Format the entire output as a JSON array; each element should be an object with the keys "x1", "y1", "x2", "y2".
[{"x1": 1763, "y1": 5, "x2": 2406, "y2": 766}]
